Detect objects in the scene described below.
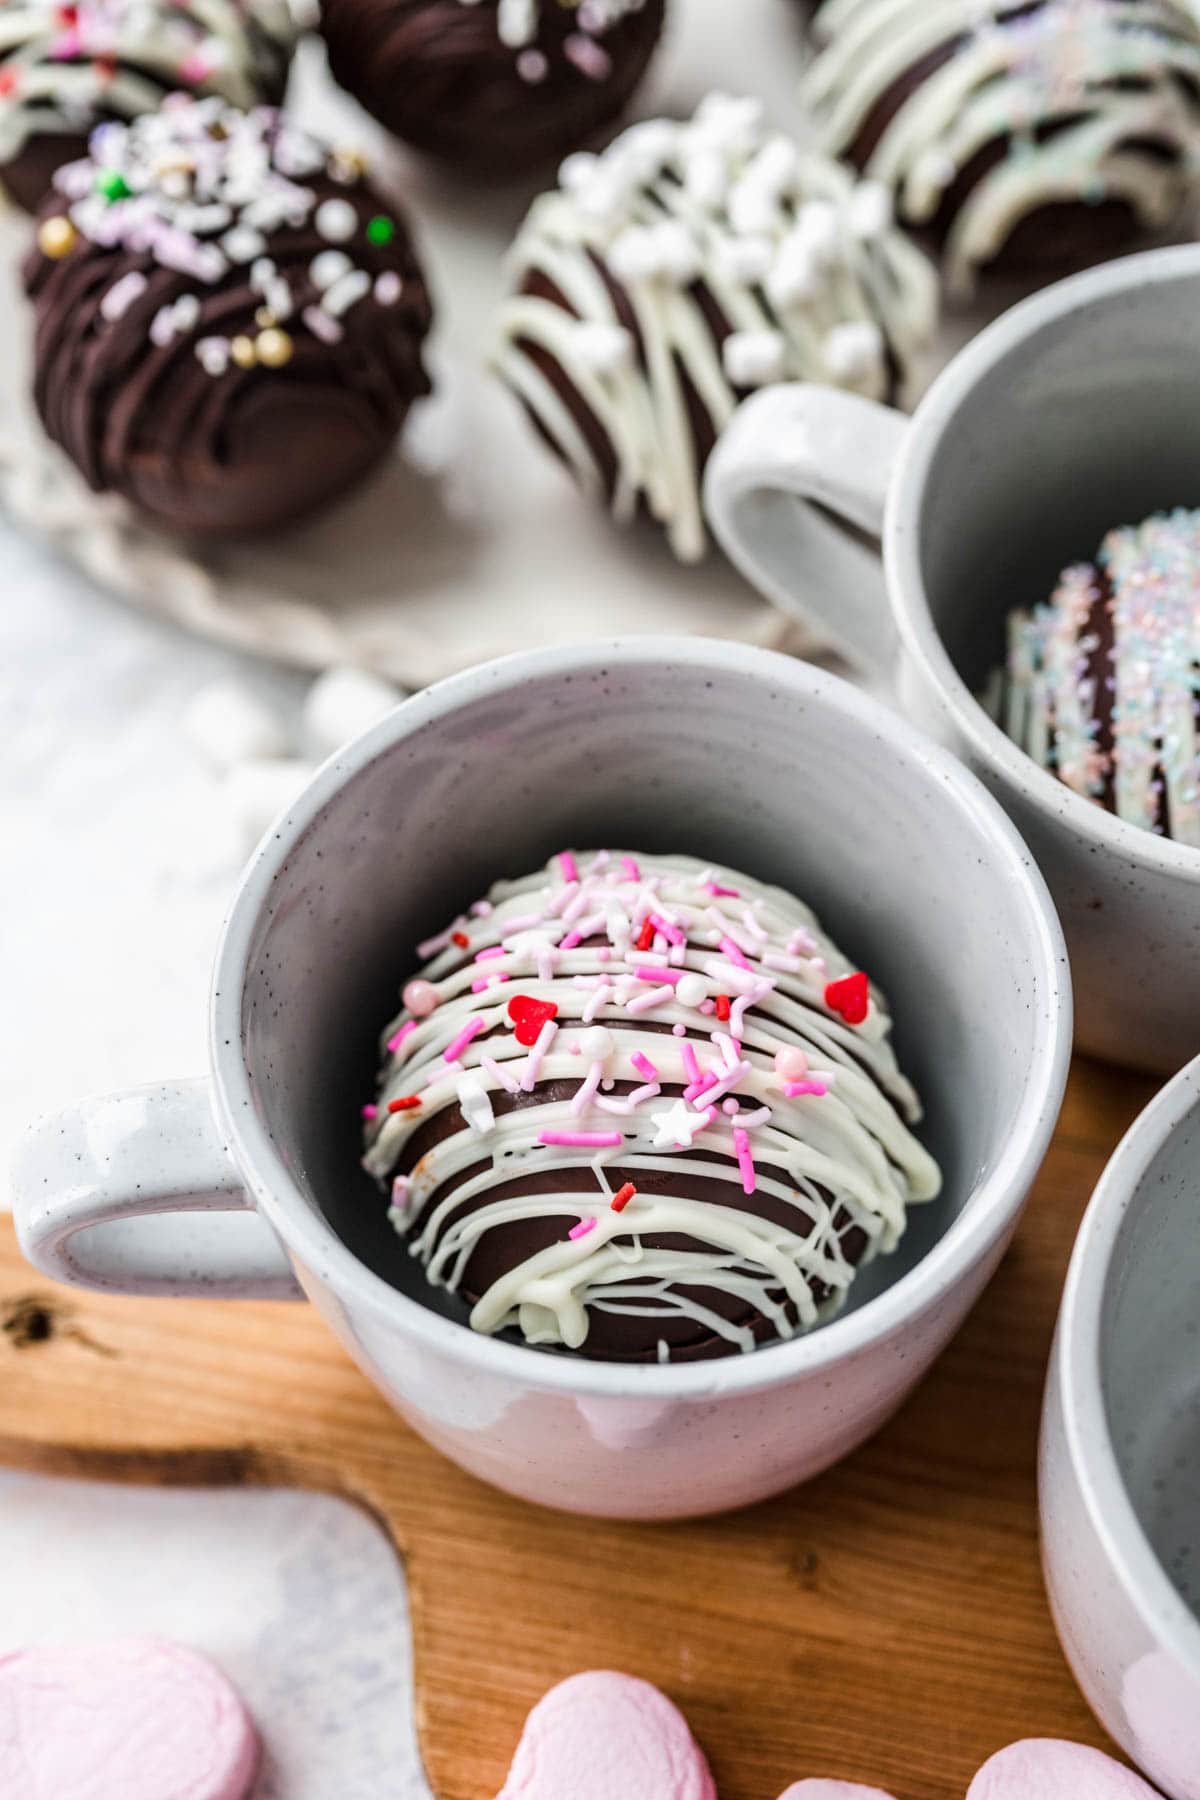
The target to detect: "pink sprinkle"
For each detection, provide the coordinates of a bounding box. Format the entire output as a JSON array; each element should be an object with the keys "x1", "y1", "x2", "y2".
[
  {"x1": 596, "y1": 1082, "x2": 660, "y2": 1115},
  {"x1": 786, "y1": 1080, "x2": 829, "y2": 1098},
  {"x1": 683, "y1": 1071, "x2": 718, "y2": 1104},
  {"x1": 694, "y1": 1060, "x2": 753, "y2": 1109},
  {"x1": 569, "y1": 1217, "x2": 597, "y2": 1240},
  {"x1": 651, "y1": 913, "x2": 686, "y2": 947},
  {"x1": 559, "y1": 851, "x2": 580, "y2": 884},
  {"x1": 443, "y1": 1015, "x2": 486, "y2": 1065},
  {"x1": 672, "y1": 1023, "x2": 687, "y2": 1036},
  {"x1": 361, "y1": 1104, "x2": 378, "y2": 1120},
  {"x1": 540, "y1": 1131, "x2": 623, "y2": 1148},
  {"x1": 620, "y1": 856, "x2": 640, "y2": 880},
  {"x1": 545, "y1": 885, "x2": 577, "y2": 919},
  {"x1": 631, "y1": 1051, "x2": 658, "y2": 1082},
  {"x1": 481, "y1": 1053, "x2": 519, "y2": 1096},
  {"x1": 699, "y1": 999, "x2": 716, "y2": 1015},
  {"x1": 626, "y1": 984, "x2": 674, "y2": 1015},
  {"x1": 417, "y1": 923, "x2": 456, "y2": 958},
  {"x1": 636, "y1": 965, "x2": 683, "y2": 984},
  {"x1": 763, "y1": 950, "x2": 804, "y2": 973},
  {"x1": 719, "y1": 935, "x2": 752, "y2": 971},
  {"x1": 741, "y1": 909, "x2": 768, "y2": 942},
  {"x1": 559, "y1": 931, "x2": 583, "y2": 951},
  {"x1": 731, "y1": 979, "x2": 773, "y2": 1038},
  {"x1": 706, "y1": 882, "x2": 740, "y2": 897},
  {"x1": 503, "y1": 912, "x2": 543, "y2": 933},
  {"x1": 521, "y1": 1019, "x2": 558, "y2": 1092},
  {"x1": 722, "y1": 1098, "x2": 740, "y2": 1116},
  {"x1": 390, "y1": 1174, "x2": 410, "y2": 1205},
  {"x1": 680, "y1": 1041, "x2": 701, "y2": 1085},
  {"x1": 387, "y1": 1021, "x2": 416, "y2": 1053},
  {"x1": 582, "y1": 981, "x2": 612, "y2": 1024},
  {"x1": 788, "y1": 928, "x2": 819, "y2": 955},
  {"x1": 470, "y1": 978, "x2": 489, "y2": 993},
  {"x1": 179, "y1": 51, "x2": 212, "y2": 82},
  {"x1": 562, "y1": 886, "x2": 590, "y2": 924},
  {"x1": 736, "y1": 1105, "x2": 773, "y2": 1127},
  {"x1": 470, "y1": 900, "x2": 494, "y2": 917},
  {"x1": 571, "y1": 1060, "x2": 604, "y2": 1115},
  {"x1": 733, "y1": 1126, "x2": 757, "y2": 1196},
  {"x1": 476, "y1": 946, "x2": 505, "y2": 961},
  {"x1": 563, "y1": 31, "x2": 612, "y2": 79}
]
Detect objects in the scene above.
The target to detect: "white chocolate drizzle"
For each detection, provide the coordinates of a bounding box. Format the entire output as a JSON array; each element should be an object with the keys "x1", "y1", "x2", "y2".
[
  {"x1": 362, "y1": 851, "x2": 941, "y2": 1359},
  {"x1": 491, "y1": 93, "x2": 939, "y2": 562},
  {"x1": 803, "y1": 0, "x2": 1200, "y2": 293},
  {"x1": 998, "y1": 506, "x2": 1200, "y2": 844}
]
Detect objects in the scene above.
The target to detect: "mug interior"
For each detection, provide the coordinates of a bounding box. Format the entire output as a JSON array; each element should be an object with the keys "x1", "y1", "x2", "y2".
[
  {"x1": 223, "y1": 643, "x2": 1063, "y2": 1360},
  {"x1": 1100, "y1": 1076, "x2": 1200, "y2": 1623},
  {"x1": 913, "y1": 249, "x2": 1200, "y2": 698}
]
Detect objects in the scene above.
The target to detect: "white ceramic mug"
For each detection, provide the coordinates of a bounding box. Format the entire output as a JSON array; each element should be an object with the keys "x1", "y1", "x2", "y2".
[
  {"x1": 705, "y1": 244, "x2": 1200, "y2": 1074},
  {"x1": 11, "y1": 639, "x2": 1070, "y2": 1520},
  {"x1": 1041, "y1": 1054, "x2": 1200, "y2": 1800}
]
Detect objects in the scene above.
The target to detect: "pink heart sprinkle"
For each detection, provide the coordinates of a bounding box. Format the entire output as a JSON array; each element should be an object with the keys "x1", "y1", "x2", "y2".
[
  {"x1": 0, "y1": 1637, "x2": 259, "y2": 1800},
  {"x1": 497, "y1": 1671, "x2": 716, "y2": 1800},
  {"x1": 967, "y1": 1740, "x2": 1165, "y2": 1798}
]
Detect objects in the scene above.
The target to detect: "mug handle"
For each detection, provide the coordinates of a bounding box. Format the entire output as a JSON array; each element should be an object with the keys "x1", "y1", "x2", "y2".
[
  {"x1": 10, "y1": 1078, "x2": 303, "y2": 1299},
  {"x1": 704, "y1": 384, "x2": 911, "y2": 680}
]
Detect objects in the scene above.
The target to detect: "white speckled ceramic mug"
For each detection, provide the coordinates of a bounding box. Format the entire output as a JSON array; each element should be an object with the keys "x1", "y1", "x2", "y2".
[
  {"x1": 1041, "y1": 1055, "x2": 1200, "y2": 1799},
  {"x1": 705, "y1": 244, "x2": 1200, "y2": 1074},
  {"x1": 11, "y1": 640, "x2": 1070, "y2": 1519}
]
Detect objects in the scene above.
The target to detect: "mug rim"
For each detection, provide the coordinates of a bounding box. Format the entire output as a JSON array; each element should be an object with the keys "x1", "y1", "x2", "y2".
[
  {"x1": 210, "y1": 636, "x2": 1071, "y2": 1401},
  {"x1": 888, "y1": 242, "x2": 1200, "y2": 888},
  {"x1": 1052, "y1": 1053, "x2": 1200, "y2": 1679}
]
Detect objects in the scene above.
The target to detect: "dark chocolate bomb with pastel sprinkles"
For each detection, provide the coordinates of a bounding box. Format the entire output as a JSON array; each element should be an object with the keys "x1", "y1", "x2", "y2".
[
  {"x1": 361, "y1": 850, "x2": 941, "y2": 1363},
  {"x1": 318, "y1": 0, "x2": 667, "y2": 180},
  {"x1": 24, "y1": 98, "x2": 434, "y2": 536}
]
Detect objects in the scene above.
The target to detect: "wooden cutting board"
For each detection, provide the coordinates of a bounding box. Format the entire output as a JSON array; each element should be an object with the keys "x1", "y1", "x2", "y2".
[{"x1": 0, "y1": 1057, "x2": 1158, "y2": 1800}]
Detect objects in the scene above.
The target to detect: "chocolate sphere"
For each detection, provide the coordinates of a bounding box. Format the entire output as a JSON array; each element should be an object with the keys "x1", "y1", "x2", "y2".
[
  {"x1": 362, "y1": 850, "x2": 941, "y2": 1364},
  {"x1": 0, "y1": 0, "x2": 296, "y2": 212},
  {"x1": 318, "y1": 0, "x2": 667, "y2": 179},
  {"x1": 491, "y1": 93, "x2": 938, "y2": 561},
  {"x1": 995, "y1": 507, "x2": 1200, "y2": 846},
  {"x1": 24, "y1": 98, "x2": 434, "y2": 537},
  {"x1": 803, "y1": 0, "x2": 1200, "y2": 293}
]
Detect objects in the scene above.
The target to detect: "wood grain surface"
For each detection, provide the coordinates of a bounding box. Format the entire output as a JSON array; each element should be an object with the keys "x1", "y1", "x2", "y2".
[{"x1": 0, "y1": 1057, "x2": 1160, "y2": 1800}]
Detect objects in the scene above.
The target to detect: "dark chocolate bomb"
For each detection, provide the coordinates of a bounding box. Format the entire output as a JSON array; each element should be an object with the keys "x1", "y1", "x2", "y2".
[
  {"x1": 318, "y1": 0, "x2": 667, "y2": 179},
  {"x1": 362, "y1": 850, "x2": 941, "y2": 1363},
  {"x1": 24, "y1": 98, "x2": 434, "y2": 536},
  {"x1": 0, "y1": 0, "x2": 297, "y2": 212},
  {"x1": 803, "y1": 0, "x2": 1200, "y2": 293}
]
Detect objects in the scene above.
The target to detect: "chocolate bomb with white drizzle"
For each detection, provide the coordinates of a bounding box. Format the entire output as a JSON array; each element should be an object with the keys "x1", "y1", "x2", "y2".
[
  {"x1": 803, "y1": 0, "x2": 1200, "y2": 295},
  {"x1": 491, "y1": 93, "x2": 939, "y2": 563},
  {"x1": 0, "y1": 0, "x2": 297, "y2": 212},
  {"x1": 318, "y1": 0, "x2": 666, "y2": 180},
  {"x1": 992, "y1": 506, "x2": 1200, "y2": 846},
  {"x1": 361, "y1": 850, "x2": 941, "y2": 1363},
  {"x1": 24, "y1": 97, "x2": 434, "y2": 536}
]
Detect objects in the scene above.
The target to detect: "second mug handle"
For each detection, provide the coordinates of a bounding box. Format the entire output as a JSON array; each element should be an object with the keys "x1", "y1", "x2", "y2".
[{"x1": 704, "y1": 384, "x2": 911, "y2": 681}]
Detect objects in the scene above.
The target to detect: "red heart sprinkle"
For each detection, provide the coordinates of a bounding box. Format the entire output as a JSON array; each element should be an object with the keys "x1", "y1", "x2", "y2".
[
  {"x1": 824, "y1": 971, "x2": 869, "y2": 1026},
  {"x1": 507, "y1": 994, "x2": 559, "y2": 1046}
]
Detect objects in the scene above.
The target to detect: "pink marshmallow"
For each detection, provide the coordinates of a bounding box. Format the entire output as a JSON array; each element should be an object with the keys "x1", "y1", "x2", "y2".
[
  {"x1": 497, "y1": 1670, "x2": 716, "y2": 1800},
  {"x1": 778, "y1": 1786, "x2": 898, "y2": 1800},
  {"x1": 0, "y1": 1637, "x2": 259, "y2": 1800},
  {"x1": 967, "y1": 1740, "x2": 1164, "y2": 1798}
]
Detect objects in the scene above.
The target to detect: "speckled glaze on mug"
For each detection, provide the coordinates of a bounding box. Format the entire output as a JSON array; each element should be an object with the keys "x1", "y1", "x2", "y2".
[
  {"x1": 1042, "y1": 1056, "x2": 1200, "y2": 1799},
  {"x1": 11, "y1": 640, "x2": 1070, "y2": 1519},
  {"x1": 706, "y1": 245, "x2": 1200, "y2": 1074}
]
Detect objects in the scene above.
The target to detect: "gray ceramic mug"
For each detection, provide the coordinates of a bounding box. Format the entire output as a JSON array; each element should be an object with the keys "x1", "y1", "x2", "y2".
[
  {"x1": 705, "y1": 244, "x2": 1200, "y2": 1074},
  {"x1": 1042, "y1": 1054, "x2": 1200, "y2": 1799},
  {"x1": 11, "y1": 640, "x2": 1070, "y2": 1519}
]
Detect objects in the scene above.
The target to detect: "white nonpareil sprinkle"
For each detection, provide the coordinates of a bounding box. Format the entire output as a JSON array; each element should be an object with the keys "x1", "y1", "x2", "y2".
[
  {"x1": 764, "y1": 233, "x2": 821, "y2": 307},
  {"x1": 824, "y1": 319, "x2": 885, "y2": 379},
  {"x1": 609, "y1": 220, "x2": 699, "y2": 284},
  {"x1": 315, "y1": 197, "x2": 358, "y2": 243},
  {"x1": 497, "y1": 0, "x2": 536, "y2": 48},
  {"x1": 195, "y1": 335, "x2": 230, "y2": 374},
  {"x1": 374, "y1": 270, "x2": 402, "y2": 305},
  {"x1": 559, "y1": 150, "x2": 601, "y2": 193},
  {"x1": 722, "y1": 328, "x2": 787, "y2": 388},
  {"x1": 847, "y1": 180, "x2": 893, "y2": 240},
  {"x1": 221, "y1": 223, "x2": 268, "y2": 262},
  {"x1": 711, "y1": 232, "x2": 772, "y2": 286},
  {"x1": 310, "y1": 249, "x2": 353, "y2": 290}
]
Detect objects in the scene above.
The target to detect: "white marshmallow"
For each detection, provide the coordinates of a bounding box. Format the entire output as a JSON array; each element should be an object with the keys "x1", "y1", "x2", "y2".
[
  {"x1": 301, "y1": 664, "x2": 404, "y2": 756},
  {"x1": 181, "y1": 679, "x2": 290, "y2": 771}
]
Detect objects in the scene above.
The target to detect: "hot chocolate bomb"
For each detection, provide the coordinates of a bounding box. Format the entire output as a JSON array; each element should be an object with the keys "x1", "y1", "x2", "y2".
[
  {"x1": 318, "y1": 0, "x2": 667, "y2": 180},
  {"x1": 0, "y1": 0, "x2": 297, "y2": 212},
  {"x1": 362, "y1": 851, "x2": 941, "y2": 1363},
  {"x1": 492, "y1": 94, "x2": 938, "y2": 561},
  {"x1": 803, "y1": 0, "x2": 1200, "y2": 293},
  {"x1": 24, "y1": 98, "x2": 434, "y2": 536}
]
